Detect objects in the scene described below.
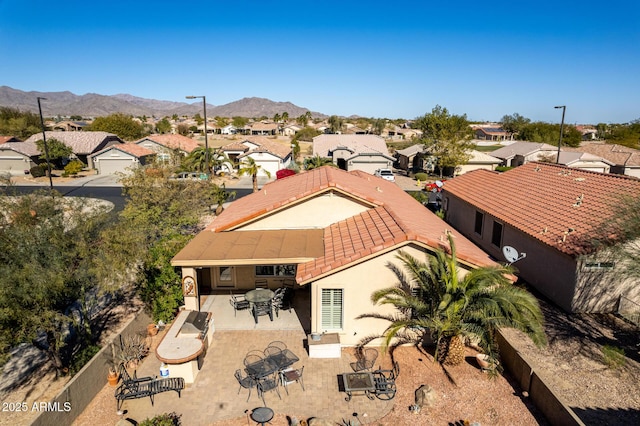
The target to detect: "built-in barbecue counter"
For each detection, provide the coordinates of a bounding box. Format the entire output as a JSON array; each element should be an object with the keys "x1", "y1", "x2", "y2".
[{"x1": 155, "y1": 310, "x2": 215, "y2": 384}]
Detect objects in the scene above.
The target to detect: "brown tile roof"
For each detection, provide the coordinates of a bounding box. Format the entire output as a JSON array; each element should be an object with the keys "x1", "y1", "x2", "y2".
[
  {"x1": 141, "y1": 134, "x2": 200, "y2": 153},
  {"x1": 442, "y1": 162, "x2": 640, "y2": 256},
  {"x1": 563, "y1": 143, "x2": 640, "y2": 167},
  {"x1": 24, "y1": 131, "x2": 122, "y2": 154},
  {"x1": 220, "y1": 141, "x2": 250, "y2": 152},
  {"x1": 205, "y1": 166, "x2": 496, "y2": 282},
  {"x1": 0, "y1": 136, "x2": 21, "y2": 144},
  {"x1": 0, "y1": 140, "x2": 40, "y2": 156},
  {"x1": 235, "y1": 136, "x2": 292, "y2": 159},
  {"x1": 313, "y1": 134, "x2": 391, "y2": 159},
  {"x1": 91, "y1": 143, "x2": 155, "y2": 158}
]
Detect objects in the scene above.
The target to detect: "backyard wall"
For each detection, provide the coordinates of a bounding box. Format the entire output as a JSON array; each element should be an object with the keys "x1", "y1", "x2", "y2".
[
  {"x1": 30, "y1": 310, "x2": 152, "y2": 426},
  {"x1": 497, "y1": 330, "x2": 585, "y2": 426}
]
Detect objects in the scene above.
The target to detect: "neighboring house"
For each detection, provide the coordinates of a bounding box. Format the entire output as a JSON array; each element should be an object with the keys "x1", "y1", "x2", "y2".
[
  {"x1": 442, "y1": 162, "x2": 640, "y2": 313},
  {"x1": 0, "y1": 140, "x2": 39, "y2": 175},
  {"x1": 221, "y1": 125, "x2": 237, "y2": 135},
  {"x1": 23, "y1": 131, "x2": 123, "y2": 169},
  {"x1": 489, "y1": 141, "x2": 558, "y2": 167},
  {"x1": 52, "y1": 121, "x2": 87, "y2": 131},
  {"x1": 473, "y1": 126, "x2": 509, "y2": 141},
  {"x1": 135, "y1": 134, "x2": 200, "y2": 163},
  {"x1": 250, "y1": 122, "x2": 278, "y2": 136},
  {"x1": 171, "y1": 166, "x2": 498, "y2": 346},
  {"x1": 563, "y1": 143, "x2": 640, "y2": 178},
  {"x1": 394, "y1": 144, "x2": 426, "y2": 173},
  {"x1": 556, "y1": 151, "x2": 613, "y2": 174},
  {"x1": 313, "y1": 134, "x2": 394, "y2": 174},
  {"x1": 457, "y1": 150, "x2": 502, "y2": 175},
  {"x1": 222, "y1": 136, "x2": 292, "y2": 177},
  {"x1": 90, "y1": 144, "x2": 155, "y2": 175},
  {"x1": 0, "y1": 136, "x2": 22, "y2": 144},
  {"x1": 281, "y1": 124, "x2": 302, "y2": 137}
]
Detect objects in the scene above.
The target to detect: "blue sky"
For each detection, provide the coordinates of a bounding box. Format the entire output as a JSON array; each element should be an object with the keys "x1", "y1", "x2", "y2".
[{"x1": 1, "y1": 0, "x2": 638, "y2": 123}]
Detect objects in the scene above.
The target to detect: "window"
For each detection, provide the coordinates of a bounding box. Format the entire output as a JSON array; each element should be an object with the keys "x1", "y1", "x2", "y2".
[
  {"x1": 321, "y1": 289, "x2": 343, "y2": 330},
  {"x1": 474, "y1": 211, "x2": 484, "y2": 235},
  {"x1": 255, "y1": 264, "x2": 296, "y2": 277},
  {"x1": 216, "y1": 266, "x2": 234, "y2": 287},
  {"x1": 491, "y1": 221, "x2": 503, "y2": 247}
]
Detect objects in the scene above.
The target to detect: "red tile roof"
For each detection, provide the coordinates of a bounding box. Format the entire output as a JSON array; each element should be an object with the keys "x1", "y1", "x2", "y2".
[
  {"x1": 206, "y1": 166, "x2": 496, "y2": 282},
  {"x1": 443, "y1": 162, "x2": 640, "y2": 256},
  {"x1": 142, "y1": 134, "x2": 200, "y2": 153}
]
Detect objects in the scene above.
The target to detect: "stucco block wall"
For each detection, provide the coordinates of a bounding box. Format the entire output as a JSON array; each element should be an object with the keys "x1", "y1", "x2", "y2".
[{"x1": 240, "y1": 192, "x2": 369, "y2": 231}]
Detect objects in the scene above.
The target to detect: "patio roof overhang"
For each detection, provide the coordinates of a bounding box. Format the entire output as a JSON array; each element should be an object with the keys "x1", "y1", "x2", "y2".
[{"x1": 170, "y1": 228, "x2": 324, "y2": 267}]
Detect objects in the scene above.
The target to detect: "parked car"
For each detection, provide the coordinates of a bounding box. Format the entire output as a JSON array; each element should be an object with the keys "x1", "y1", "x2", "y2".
[{"x1": 374, "y1": 169, "x2": 395, "y2": 182}]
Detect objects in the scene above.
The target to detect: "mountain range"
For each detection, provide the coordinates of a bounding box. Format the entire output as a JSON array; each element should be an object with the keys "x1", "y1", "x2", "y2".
[{"x1": 0, "y1": 86, "x2": 325, "y2": 119}]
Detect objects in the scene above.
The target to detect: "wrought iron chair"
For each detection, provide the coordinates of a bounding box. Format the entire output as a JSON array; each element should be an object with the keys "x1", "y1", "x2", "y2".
[
  {"x1": 280, "y1": 365, "x2": 305, "y2": 395},
  {"x1": 256, "y1": 374, "x2": 281, "y2": 405},
  {"x1": 255, "y1": 279, "x2": 268, "y2": 289},
  {"x1": 350, "y1": 347, "x2": 379, "y2": 372},
  {"x1": 282, "y1": 278, "x2": 296, "y2": 289},
  {"x1": 272, "y1": 288, "x2": 293, "y2": 317},
  {"x1": 229, "y1": 292, "x2": 250, "y2": 317},
  {"x1": 234, "y1": 369, "x2": 256, "y2": 402},
  {"x1": 252, "y1": 300, "x2": 273, "y2": 323},
  {"x1": 372, "y1": 361, "x2": 399, "y2": 400},
  {"x1": 267, "y1": 340, "x2": 287, "y2": 351}
]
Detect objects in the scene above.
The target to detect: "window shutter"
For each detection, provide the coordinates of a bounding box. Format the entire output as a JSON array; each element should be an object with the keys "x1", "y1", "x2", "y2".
[{"x1": 321, "y1": 289, "x2": 343, "y2": 330}]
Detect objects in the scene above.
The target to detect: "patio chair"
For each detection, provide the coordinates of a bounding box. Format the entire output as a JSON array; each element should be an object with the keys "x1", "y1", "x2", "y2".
[
  {"x1": 252, "y1": 301, "x2": 273, "y2": 323},
  {"x1": 280, "y1": 365, "x2": 305, "y2": 395},
  {"x1": 282, "y1": 278, "x2": 296, "y2": 289},
  {"x1": 372, "y1": 362, "x2": 399, "y2": 400},
  {"x1": 256, "y1": 374, "x2": 281, "y2": 405},
  {"x1": 267, "y1": 341, "x2": 287, "y2": 352},
  {"x1": 263, "y1": 345, "x2": 282, "y2": 358},
  {"x1": 243, "y1": 350, "x2": 264, "y2": 367},
  {"x1": 229, "y1": 293, "x2": 250, "y2": 317},
  {"x1": 350, "y1": 347, "x2": 378, "y2": 372},
  {"x1": 272, "y1": 289, "x2": 292, "y2": 317},
  {"x1": 255, "y1": 279, "x2": 268, "y2": 289},
  {"x1": 234, "y1": 369, "x2": 256, "y2": 402}
]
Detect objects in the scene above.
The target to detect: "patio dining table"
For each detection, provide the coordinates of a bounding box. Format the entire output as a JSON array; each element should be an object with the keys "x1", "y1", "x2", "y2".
[
  {"x1": 245, "y1": 288, "x2": 275, "y2": 304},
  {"x1": 245, "y1": 349, "x2": 300, "y2": 379}
]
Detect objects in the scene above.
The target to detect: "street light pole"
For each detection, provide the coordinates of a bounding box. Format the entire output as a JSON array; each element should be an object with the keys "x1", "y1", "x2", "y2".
[
  {"x1": 554, "y1": 105, "x2": 566, "y2": 164},
  {"x1": 37, "y1": 97, "x2": 54, "y2": 190},
  {"x1": 186, "y1": 95, "x2": 209, "y2": 177}
]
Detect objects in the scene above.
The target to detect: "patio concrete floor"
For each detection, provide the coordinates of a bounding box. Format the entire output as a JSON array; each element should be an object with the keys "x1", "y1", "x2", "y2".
[{"x1": 117, "y1": 291, "x2": 395, "y2": 425}]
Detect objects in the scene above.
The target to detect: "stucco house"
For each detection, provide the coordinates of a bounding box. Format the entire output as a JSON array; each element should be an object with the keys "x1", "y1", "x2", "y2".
[
  {"x1": 90, "y1": 144, "x2": 155, "y2": 175},
  {"x1": 456, "y1": 150, "x2": 502, "y2": 175},
  {"x1": 23, "y1": 131, "x2": 123, "y2": 169},
  {"x1": 442, "y1": 162, "x2": 640, "y2": 313},
  {"x1": 563, "y1": 143, "x2": 640, "y2": 178},
  {"x1": 171, "y1": 166, "x2": 498, "y2": 346},
  {"x1": 556, "y1": 151, "x2": 613, "y2": 173},
  {"x1": 489, "y1": 141, "x2": 558, "y2": 167},
  {"x1": 0, "y1": 140, "x2": 39, "y2": 175},
  {"x1": 313, "y1": 134, "x2": 394, "y2": 174},
  {"x1": 221, "y1": 136, "x2": 292, "y2": 177},
  {"x1": 473, "y1": 126, "x2": 509, "y2": 141},
  {"x1": 135, "y1": 134, "x2": 200, "y2": 163}
]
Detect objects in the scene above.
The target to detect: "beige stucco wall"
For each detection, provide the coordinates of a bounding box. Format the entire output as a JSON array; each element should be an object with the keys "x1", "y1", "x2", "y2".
[
  {"x1": 309, "y1": 243, "x2": 467, "y2": 347},
  {"x1": 239, "y1": 192, "x2": 370, "y2": 231},
  {"x1": 457, "y1": 163, "x2": 496, "y2": 175},
  {"x1": 444, "y1": 194, "x2": 578, "y2": 312},
  {"x1": 568, "y1": 161, "x2": 610, "y2": 173}
]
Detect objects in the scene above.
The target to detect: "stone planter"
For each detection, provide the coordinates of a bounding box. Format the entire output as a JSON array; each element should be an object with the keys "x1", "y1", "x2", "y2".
[{"x1": 147, "y1": 323, "x2": 158, "y2": 336}]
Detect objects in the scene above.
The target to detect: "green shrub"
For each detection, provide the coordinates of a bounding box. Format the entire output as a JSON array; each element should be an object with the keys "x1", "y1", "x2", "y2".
[
  {"x1": 64, "y1": 160, "x2": 84, "y2": 176},
  {"x1": 495, "y1": 166, "x2": 513, "y2": 173},
  {"x1": 602, "y1": 345, "x2": 626, "y2": 369},
  {"x1": 414, "y1": 172, "x2": 428, "y2": 182},
  {"x1": 30, "y1": 165, "x2": 46, "y2": 178},
  {"x1": 139, "y1": 412, "x2": 181, "y2": 426},
  {"x1": 69, "y1": 344, "x2": 101, "y2": 376}
]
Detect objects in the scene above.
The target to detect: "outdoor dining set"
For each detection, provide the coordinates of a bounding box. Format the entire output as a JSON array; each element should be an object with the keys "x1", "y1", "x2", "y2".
[
  {"x1": 234, "y1": 341, "x2": 305, "y2": 405},
  {"x1": 229, "y1": 284, "x2": 294, "y2": 324}
]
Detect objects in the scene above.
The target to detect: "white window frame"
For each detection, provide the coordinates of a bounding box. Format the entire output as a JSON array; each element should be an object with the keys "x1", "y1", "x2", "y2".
[{"x1": 321, "y1": 288, "x2": 343, "y2": 331}]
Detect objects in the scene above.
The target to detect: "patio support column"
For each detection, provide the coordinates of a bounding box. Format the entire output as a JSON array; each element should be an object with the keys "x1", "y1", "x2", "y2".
[{"x1": 181, "y1": 267, "x2": 200, "y2": 311}]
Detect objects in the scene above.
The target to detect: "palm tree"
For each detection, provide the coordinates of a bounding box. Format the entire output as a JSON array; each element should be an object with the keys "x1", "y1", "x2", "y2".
[
  {"x1": 238, "y1": 157, "x2": 271, "y2": 192},
  {"x1": 185, "y1": 146, "x2": 215, "y2": 173},
  {"x1": 304, "y1": 155, "x2": 336, "y2": 170},
  {"x1": 357, "y1": 234, "x2": 546, "y2": 367}
]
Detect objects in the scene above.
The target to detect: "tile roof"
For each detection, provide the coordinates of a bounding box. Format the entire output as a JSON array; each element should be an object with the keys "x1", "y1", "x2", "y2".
[
  {"x1": 235, "y1": 136, "x2": 292, "y2": 159},
  {"x1": 24, "y1": 131, "x2": 122, "y2": 154},
  {"x1": 490, "y1": 141, "x2": 557, "y2": 160},
  {"x1": 139, "y1": 134, "x2": 200, "y2": 153},
  {"x1": 0, "y1": 136, "x2": 21, "y2": 144},
  {"x1": 204, "y1": 166, "x2": 496, "y2": 282},
  {"x1": 556, "y1": 151, "x2": 613, "y2": 166},
  {"x1": 563, "y1": 143, "x2": 640, "y2": 167},
  {"x1": 395, "y1": 144, "x2": 425, "y2": 157},
  {"x1": 313, "y1": 134, "x2": 392, "y2": 159},
  {"x1": 91, "y1": 143, "x2": 155, "y2": 158},
  {"x1": 442, "y1": 162, "x2": 640, "y2": 256},
  {"x1": 0, "y1": 140, "x2": 40, "y2": 156}
]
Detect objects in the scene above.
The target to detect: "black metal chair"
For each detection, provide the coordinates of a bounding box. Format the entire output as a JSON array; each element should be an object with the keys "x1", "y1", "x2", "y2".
[
  {"x1": 282, "y1": 278, "x2": 295, "y2": 289},
  {"x1": 255, "y1": 279, "x2": 268, "y2": 289},
  {"x1": 350, "y1": 347, "x2": 379, "y2": 372},
  {"x1": 243, "y1": 350, "x2": 264, "y2": 367},
  {"x1": 272, "y1": 288, "x2": 293, "y2": 317},
  {"x1": 252, "y1": 301, "x2": 273, "y2": 323},
  {"x1": 256, "y1": 374, "x2": 281, "y2": 405},
  {"x1": 229, "y1": 293, "x2": 250, "y2": 317},
  {"x1": 234, "y1": 369, "x2": 256, "y2": 402},
  {"x1": 267, "y1": 340, "x2": 287, "y2": 351},
  {"x1": 372, "y1": 361, "x2": 399, "y2": 400},
  {"x1": 280, "y1": 365, "x2": 305, "y2": 395}
]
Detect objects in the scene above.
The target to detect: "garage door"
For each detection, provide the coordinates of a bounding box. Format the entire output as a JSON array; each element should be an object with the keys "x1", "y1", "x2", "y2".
[
  {"x1": 0, "y1": 158, "x2": 29, "y2": 175},
  {"x1": 97, "y1": 159, "x2": 135, "y2": 175},
  {"x1": 258, "y1": 160, "x2": 279, "y2": 177}
]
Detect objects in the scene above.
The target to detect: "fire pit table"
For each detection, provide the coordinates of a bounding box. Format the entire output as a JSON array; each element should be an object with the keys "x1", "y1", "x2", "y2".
[{"x1": 342, "y1": 372, "x2": 376, "y2": 401}]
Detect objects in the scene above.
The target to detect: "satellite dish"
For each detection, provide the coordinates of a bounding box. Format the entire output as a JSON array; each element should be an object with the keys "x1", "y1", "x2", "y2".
[{"x1": 503, "y1": 246, "x2": 526, "y2": 264}]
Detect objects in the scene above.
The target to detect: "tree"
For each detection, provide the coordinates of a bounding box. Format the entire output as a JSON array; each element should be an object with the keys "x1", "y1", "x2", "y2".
[
  {"x1": 357, "y1": 234, "x2": 546, "y2": 367},
  {"x1": 296, "y1": 112, "x2": 312, "y2": 127},
  {"x1": 281, "y1": 112, "x2": 289, "y2": 123},
  {"x1": 232, "y1": 116, "x2": 249, "y2": 128},
  {"x1": 518, "y1": 122, "x2": 581, "y2": 147},
  {"x1": 500, "y1": 113, "x2": 531, "y2": 137},
  {"x1": 238, "y1": 157, "x2": 271, "y2": 192},
  {"x1": 304, "y1": 155, "x2": 335, "y2": 170},
  {"x1": 372, "y1": 118, "x2": 386, "y2": 135},
  {"x1": 87, "y1": 113, "x2": 147, "y2": 141},
  {"x1": 156, "y1": 118, "x2": 172, "y2": 134},
  {"x1": 328, "y1": 115, "x2": 344, "y2": 134},
  {"x1": 606, "y1": 120, "x2": 640, "y2": 149},
  {"x1": 415, "y1": 105, "x2": 474, "y2": 177},
  {"x1": 292, "y1": 126, "x2": 321, "y2": 143},
  {"x1": 273, "y1": 113, "x2": 281, "y2": 124},
  {"x1": 0, "y1": 106, "x2": 42, "y2": 139},
  {"x1": 35, "y1": 137, "x2": 73, "y2": 167},
  {"x1": 176, "y1": 123, "x2": 190, "y2": 136}
]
